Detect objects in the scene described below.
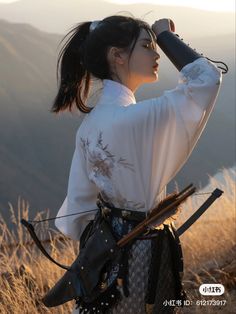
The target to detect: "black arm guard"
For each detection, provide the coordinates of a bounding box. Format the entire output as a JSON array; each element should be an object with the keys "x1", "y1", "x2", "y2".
[{"x1": 156, "y1": 31, "x2": 202, "y2": 71}]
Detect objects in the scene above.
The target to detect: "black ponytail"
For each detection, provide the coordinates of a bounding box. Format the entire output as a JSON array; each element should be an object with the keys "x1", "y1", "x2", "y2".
[
  {"x1": 51, "y1": 16, "x2": 156, "y2": 114},
  {"x1": 51, "y1": 22, "x2": 92, "y2": 113}
]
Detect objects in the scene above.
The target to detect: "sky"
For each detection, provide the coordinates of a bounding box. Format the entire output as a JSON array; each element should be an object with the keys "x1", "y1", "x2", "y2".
[
  {"x1": 106, "y1": 0, "x2": 235, "y2": 12},
  {"x1": 0, "y1": 0, "x2": 235, "y2": 12},
  {"x1": 0, "y1": 0, "x2": 236, "y2": 12}
]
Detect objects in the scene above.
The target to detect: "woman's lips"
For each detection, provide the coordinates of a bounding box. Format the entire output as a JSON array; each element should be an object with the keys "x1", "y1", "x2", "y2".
[{"x1": 153, "y1": 64, "x2": 159, "y2": 70}]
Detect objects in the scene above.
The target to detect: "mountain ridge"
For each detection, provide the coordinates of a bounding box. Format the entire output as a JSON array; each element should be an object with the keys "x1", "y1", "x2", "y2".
[{"x1": 0, "y1": 0, "x2": 234, "y2": 36}]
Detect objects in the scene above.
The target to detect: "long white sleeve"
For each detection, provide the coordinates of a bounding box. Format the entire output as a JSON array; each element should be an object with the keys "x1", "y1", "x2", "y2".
[
  {"x1": 121, "y1": 58, "x2": 222, "y2": 206},
  {"x1": 55, "y1": 132, "x2": 98, "y2": 240}
]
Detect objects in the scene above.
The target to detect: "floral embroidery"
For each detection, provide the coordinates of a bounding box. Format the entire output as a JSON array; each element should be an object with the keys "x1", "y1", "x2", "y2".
[
  {"x1": 101, "y1": 190, "x2": 145, "y2": 211},
  {"x1": 80, "y1": 132, "x2": 145, "y2": 210},
  {"x1": 181, "y1": 64, "x2": 205, "y2": 86},
  {"x1": 81, "y1": 131, "x2": 134, "y2": 177}
]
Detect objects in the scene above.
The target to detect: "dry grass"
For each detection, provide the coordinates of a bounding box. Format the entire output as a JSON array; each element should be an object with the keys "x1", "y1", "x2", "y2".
[
  {"x1": 0, "y1": 168, "x2": 235, "y2": 313},
  {"x1": 176, "y1": 168, "x2": 236, "y2": 313},
  {"x1": 0, "y1": 203, "x2": 76, "y2": 313}
]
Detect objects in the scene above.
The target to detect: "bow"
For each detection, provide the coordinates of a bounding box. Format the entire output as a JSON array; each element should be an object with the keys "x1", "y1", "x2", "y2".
[{"x1": 20, "y1": 184, "x2": 223, "y2": 270}]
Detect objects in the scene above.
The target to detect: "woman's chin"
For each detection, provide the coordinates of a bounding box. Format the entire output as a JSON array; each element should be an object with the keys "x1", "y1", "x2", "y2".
[
  {"x1": 150, "y1": 73, "x2": 159, "y2": 82},
  {"x1": 138, "y1": 74, "x2": 159, "y2": 86}
]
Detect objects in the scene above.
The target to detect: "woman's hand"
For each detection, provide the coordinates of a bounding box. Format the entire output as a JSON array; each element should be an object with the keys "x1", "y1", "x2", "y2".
[{"x1": 152, "y1": 19, "x2": 175, "y2": 37}]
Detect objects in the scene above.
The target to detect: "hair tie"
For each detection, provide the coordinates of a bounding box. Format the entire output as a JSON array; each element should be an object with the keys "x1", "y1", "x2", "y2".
[{"x1": 89, "y1": 20, "x2": 101, "y2": 32}]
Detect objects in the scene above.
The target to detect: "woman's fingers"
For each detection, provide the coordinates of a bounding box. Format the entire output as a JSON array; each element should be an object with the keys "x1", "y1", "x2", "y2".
[
  {"x1": 152, "y1": 18, "x2": 175, "y2": 37},
  {"x1": 169, "y1": 19, "x2": 175, "y2": 32}
]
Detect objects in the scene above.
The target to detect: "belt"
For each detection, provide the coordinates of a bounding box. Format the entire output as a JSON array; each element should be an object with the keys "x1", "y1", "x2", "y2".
[{"x1": 96, "y1": 194, "x2": 147, "y2": 222}]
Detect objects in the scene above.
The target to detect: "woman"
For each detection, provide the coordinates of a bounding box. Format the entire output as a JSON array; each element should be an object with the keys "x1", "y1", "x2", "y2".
[{"x1": 53, "y1": 16, "x2": 222, "y2": 313}]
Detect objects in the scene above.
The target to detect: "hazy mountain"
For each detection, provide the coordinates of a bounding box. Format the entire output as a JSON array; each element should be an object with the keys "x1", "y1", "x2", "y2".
[
  {"x1": 0, "y1": 0, "x2": 234, "y2": 38},
  {"x1": 0, "y1": 19, "x2": 235, "y2": 226},
  {"x1": 0, "y1": 20, "x2": 82, "y2": 219}
]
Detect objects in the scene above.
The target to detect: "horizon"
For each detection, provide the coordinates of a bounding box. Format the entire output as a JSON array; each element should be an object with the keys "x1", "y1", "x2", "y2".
[
  {"x1": 106, "y1": 0, "x2": 236, "y2": 13},
  {"x1": 1, "y1": 18, "x2": 235, "y2": 38}
]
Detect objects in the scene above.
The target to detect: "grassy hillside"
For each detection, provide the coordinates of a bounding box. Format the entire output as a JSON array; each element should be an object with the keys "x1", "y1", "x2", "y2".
[{"x1": 0, "y1": 169, "x2": 235, "y2": 313}]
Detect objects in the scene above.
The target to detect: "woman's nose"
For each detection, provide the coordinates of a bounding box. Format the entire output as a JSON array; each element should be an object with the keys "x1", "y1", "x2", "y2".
[
  {"x1": 153, "y1": 49, "x2": 160, "y2": 60},
  {"x1": 155, "y1": 52, "x2": 160, "y2": 61}
]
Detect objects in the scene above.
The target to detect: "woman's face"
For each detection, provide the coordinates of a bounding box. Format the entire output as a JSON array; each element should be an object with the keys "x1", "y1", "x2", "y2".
[{"x1": 126, "y1": 28, "x2": 160, "y2": 88}]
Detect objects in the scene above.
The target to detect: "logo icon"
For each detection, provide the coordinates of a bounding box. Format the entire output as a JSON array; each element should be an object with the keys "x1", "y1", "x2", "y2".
[{"x1": 199, "y1": 284, "x2": 225, "y2": 296}]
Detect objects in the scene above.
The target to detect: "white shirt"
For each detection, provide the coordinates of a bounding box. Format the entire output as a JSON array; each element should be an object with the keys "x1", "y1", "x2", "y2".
[{"x1": 55, "y1": 57, "x2": 222, "y2": 240}]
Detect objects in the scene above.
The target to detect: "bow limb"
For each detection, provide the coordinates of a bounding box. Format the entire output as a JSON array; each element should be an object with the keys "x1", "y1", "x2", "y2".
[
  {"x1": 177, "y1": 188, "x2": 224, "y2": 236},
  {"x1": 21, "y1": 219, "x2": 70, "y2": 270}
]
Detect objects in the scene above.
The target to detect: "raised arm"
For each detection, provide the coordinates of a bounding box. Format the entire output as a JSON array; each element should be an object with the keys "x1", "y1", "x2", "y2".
[
  {"x1": 120, "y1": 20, "x2": 222, "y2": 198},
  {"x1": 152, "y1": 18, "x2": 201, "y2": 71}
]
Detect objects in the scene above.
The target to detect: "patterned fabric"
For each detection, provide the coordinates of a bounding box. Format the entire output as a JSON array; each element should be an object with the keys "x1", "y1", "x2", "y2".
[
  {"x1": 153, "y1": 234, "x2": 180, "y2": 313},
  {"x1": 72, "y1": 237, "x2": 178, "y2": 314},
  {"x1": 80, "y1": 132, "x2": 145, "y2": 211},
  {"x1": 72, "y1": 216, "x2": 183, "y2": 314},
  {"x1": 109, "y1": 225, "x2": 183, "y2": 314},
  {"x1": 109, "y1": 238, "x2": 152, "y2": 314}
]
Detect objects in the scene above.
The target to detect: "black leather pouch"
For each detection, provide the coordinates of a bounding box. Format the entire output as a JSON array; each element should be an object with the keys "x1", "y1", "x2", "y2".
[{"x1": 42, "y1": 216, "x2": 120, "y2": 307}]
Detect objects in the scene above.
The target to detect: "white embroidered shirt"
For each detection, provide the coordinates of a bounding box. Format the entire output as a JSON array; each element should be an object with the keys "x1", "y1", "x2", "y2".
[{"x1": 55, "y1": 57, "x2": 222, "y2": 240}]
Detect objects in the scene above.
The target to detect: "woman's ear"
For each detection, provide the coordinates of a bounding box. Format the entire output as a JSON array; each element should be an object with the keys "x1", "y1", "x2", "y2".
[{"x1": 107, "y1": 47, "x2": 127, "y2": 65}]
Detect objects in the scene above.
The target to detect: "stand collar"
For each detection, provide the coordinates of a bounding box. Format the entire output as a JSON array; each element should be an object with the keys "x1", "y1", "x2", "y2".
[{"x1": 97, "y1": 79, "x2": 136, "y2": 107}]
